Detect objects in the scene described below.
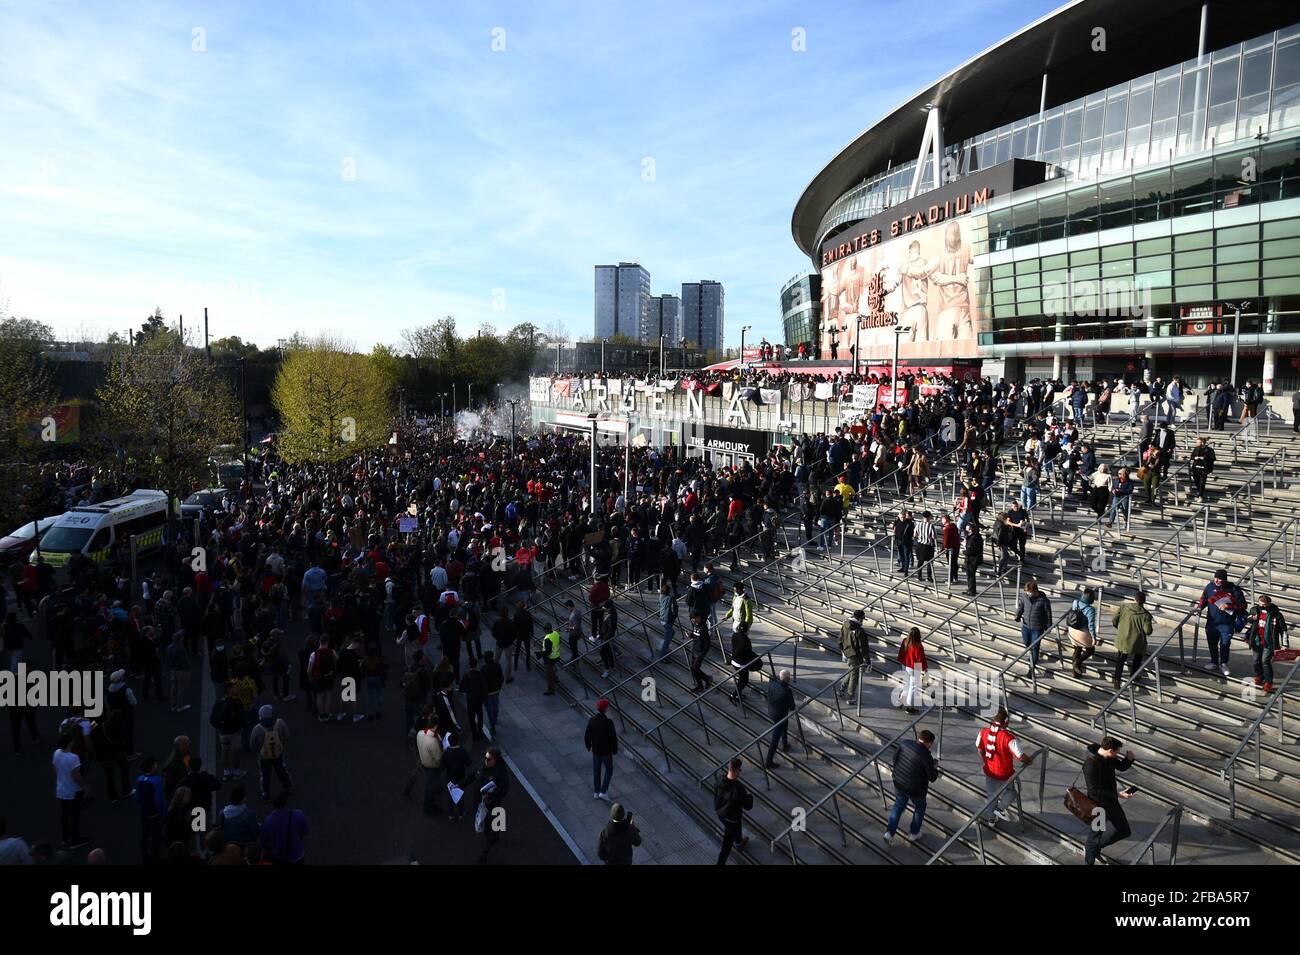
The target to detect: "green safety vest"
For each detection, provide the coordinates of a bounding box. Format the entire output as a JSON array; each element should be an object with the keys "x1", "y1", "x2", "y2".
[{"x1": 543, "y1": 630, "x2": 562, "y2": 660}]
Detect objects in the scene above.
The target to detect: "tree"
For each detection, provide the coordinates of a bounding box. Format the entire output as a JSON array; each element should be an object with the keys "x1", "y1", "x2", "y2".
[
  {"x1": 138, "y1": 308, "x2": 167, "y2": 342},
  {"x1": 210, "y1": 336, "x2": 261, "y2": 360},
  {"x1": 272, "y1": 335, "x2": 394, "y2": 464},
  {"x1": 0, "y1": 318, "x2": 58, "y2": 525},
  {"x1": 95, "y1": 333, "x2": 242, "y2": 533}
]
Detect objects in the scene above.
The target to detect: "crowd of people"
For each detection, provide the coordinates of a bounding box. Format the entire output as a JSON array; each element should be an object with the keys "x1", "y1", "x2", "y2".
[{"x1": 0, "y1": 359, "x2": 1289, "y2": 866}]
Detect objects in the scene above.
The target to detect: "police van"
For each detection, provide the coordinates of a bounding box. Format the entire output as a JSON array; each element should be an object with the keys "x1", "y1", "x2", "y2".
[{"x1": 33, "y1": 490, "x2": 170, "y2": 573}]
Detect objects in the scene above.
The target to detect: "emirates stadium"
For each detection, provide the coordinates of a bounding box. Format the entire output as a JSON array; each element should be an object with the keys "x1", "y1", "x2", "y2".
[{"x1": 791, "y1": 0, "x2": 1300, "y2": 393}]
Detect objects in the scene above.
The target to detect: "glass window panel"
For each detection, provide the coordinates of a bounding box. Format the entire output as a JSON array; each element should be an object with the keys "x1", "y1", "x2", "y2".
[
  {"x1": 1128, "y1": 85, "x2": 1153, "y2": 129},
  {"x1": 1067, "y1": 185, "x2": 1099, "y2": 234},
  {"x1": 1174, "y1": 249, "x2": 1212, "y2": 267},
  {"x1": 1062, "y1": 104, "x2": 1083, "y2": 145},
  {"x1": 1263, "y1": 259, "x2": 1300, "y2": 277},
  {"x1": 1216, "y1": 242, "x2": 1259, "y2": 263},
  {"x1": 1174, "y1": 231, "x2": 1212, "y2": 251},
  {"x1": 1037, "y1": 194, "x2": 1066, "y2": 241},
  {"x1": 1275, "y1": 34, "x2": 1300, "y2": 89},
  {"x1": 1070, "y1": 247, "x2": 1100, "y2": 264},
  {"x1": 1217, "y1": 280, "x2": 1260, "y2": 298},
  {"x1": 1136, "y1": 236, "x2": 1171, "y2": 254},
  {"x1": 1170, "y1": 158, "x2": 1213, "y2": 197},
  {"x1": 1079, "y1": 139, "x2": 1102, "y2": 177},
  {"x1": 1136, "y1": 254, "x2": 1172, "y2": 272},
  {"x1": 1083, "y1": 102, "x2": 1105, "y2": 141},
  {"x1": 1264, "y1": 278, "x2": 1300, "y2": 296},
  {"x1": 1217, "y1": 262, "x2": 1260, "y2": 280},
  {"x1": 1177, "y1": 67, "x2": 1208, "y2": 153},
  {"x1": 1152, "y1": 74, "x2": 1180, "y2": 122},
  {"x1": 1176, "y1": 283, "x2": 1214, "y2": 300},
  {"x1": 1175, "y1": 266, "x2": 1214, "y2": 283},
  {"x1": 1042, "y1": 113, "x2": 1062, "y2": 152},
  {"x1": 1104, "y1": 94, "x2": 1128, "y2": 135},
  {"x1": 1216, "y1": 223, "x2": 1258, "y2": 245},
  {"x1": 1025, "y1": 123, "x2": 1039, "y2": 159},
  {"x1": 1041, "y1": 253, "x2": 1069, "y2": 269},
  {"x1": 1208, "y1": 56, "x2": 1240, "y2": 106},
  {"x1": 1102, "y1": 242, "x2": 1133, "y2": 261},
  {"x1": 1263, "y1": 219, "x2": 1300, "y2": 239},
  {"x1": 1014, "y1": 257, "x2": 1040, "y2": 275},
  {"x1": 995, "y1": 133, "x2": 1012, "y2": 164},
  {"x1": 1011, "y1": 124, "x2": 1028, "y2": 158}
]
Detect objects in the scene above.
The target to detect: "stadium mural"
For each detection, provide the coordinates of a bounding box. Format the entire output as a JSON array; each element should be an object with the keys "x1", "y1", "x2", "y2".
[{"x1": 819, "y1": 212, "x2": 987, "y2": 363}]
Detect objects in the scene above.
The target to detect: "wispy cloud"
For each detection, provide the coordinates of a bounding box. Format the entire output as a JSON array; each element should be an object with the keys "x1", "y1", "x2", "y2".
[{"x1": 0, "y1": 0, "x2": 1060, "y2": 347}]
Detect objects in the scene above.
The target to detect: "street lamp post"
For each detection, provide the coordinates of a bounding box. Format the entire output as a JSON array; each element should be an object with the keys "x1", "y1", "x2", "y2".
[
  {"x1": 588, "y1": 413, "x2": 599, "y2": 515},
  {"x1": 740, "y1": 325, "x2": 752, "y2": 369},
  {"x1": 440, "y1": 393, "x2": 446, "y2": 421},
  {"x1": 891, "y1": 323, "x2": 910, "y2": 407},
  {"x1": 452, "y1": 383, "x2": 457, "y2": 420},
  {"x1": 601, "y1": 339, "x2": 608, "y2": 374},
  {"x1": 506, "y1": 398, "x2": 520, "y2": 456},
  {"x1": 659, "y1": 334, "x2": 666, "y2": 378}
]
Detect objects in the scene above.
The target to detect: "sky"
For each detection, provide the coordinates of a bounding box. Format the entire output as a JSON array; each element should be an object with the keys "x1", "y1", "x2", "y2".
[{"x1": 0, "y1": 0, "x2": 1060, "y2": 351}]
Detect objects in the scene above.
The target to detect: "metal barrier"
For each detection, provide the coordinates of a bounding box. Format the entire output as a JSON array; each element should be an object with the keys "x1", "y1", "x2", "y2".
[
  {"x1": 1129, "y1": 804, "x2": 1184, "y2": 865},
  {"x1": 1223, "y1": 651, "x2": 1300, "y2": 819},
  {"x1": 1094, "y1": 514, "x2": 1300, "y2": 734},
  {"x1": 765, "y1": 704, "x2": 941, "y2": 862},
  {"x1": 1133, "y1": 445, "x2": 1289, "y2": 593},
  {"x1": 924, "y1": 749, "x2": 1047, "y2": 865}
]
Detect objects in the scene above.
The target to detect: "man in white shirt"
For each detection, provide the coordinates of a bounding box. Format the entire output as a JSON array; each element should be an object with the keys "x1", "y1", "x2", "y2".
[{"x1": 52, "y1": 735, "x2": 87, "y2": 848}]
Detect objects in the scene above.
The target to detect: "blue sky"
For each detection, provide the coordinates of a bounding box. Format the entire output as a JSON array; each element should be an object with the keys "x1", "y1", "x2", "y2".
[{"x1": 0, "y1": 0, "x2": 1059, "y2": 350}]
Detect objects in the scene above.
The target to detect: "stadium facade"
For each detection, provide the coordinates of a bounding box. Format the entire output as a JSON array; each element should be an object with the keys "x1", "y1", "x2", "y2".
[{"x1": 791, "y1": 0, "x2": 1300, "y2": 392}]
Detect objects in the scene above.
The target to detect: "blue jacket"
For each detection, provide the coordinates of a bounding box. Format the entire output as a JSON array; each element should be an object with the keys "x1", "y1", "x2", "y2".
[
  {"x1": 135, "y1": 773, "x2": 165, "y2": 818},
  {"x1": 1070, "y1": 597, "x2": 1098, "y2": 637},
  {"x1": 1201, "y1": 581, "x2": 1245, "y2": 628}
]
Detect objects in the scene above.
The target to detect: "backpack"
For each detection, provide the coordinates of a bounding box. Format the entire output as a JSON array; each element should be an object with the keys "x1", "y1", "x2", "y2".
[
  {"x1": 259, "y1": 724, "x2": 284, "y2": 760},
  {"x1": 311, "y1": 647, "x2": 336, "y2": 681},
  {"x1": 1065, "y1": 606, "x2": 1088, "y2": 631}
]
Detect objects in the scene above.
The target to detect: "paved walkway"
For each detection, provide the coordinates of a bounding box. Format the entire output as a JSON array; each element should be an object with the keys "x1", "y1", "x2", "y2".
[{"x1": 496, "y1": 663, "x2": 721, "y2": 865}]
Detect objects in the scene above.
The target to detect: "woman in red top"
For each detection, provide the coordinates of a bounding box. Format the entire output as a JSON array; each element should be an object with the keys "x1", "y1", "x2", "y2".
[{"x1": 896, "y1": 626, "x2": 928, "y2": 714}]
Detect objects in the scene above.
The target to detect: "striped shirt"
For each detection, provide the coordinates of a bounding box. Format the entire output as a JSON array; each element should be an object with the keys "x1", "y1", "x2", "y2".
[{"x1": 914, "y1": 521, "x2": 937, "y2": 547}]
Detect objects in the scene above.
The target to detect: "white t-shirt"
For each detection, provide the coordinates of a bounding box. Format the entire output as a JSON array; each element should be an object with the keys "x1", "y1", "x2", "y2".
[{"x1": 53, "y1": 750, "x2": 82, "y2": 800}]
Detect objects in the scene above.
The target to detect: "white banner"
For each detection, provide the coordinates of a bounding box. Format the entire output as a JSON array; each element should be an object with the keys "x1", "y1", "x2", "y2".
[
  {"x1": 529, "y1": 377, "x2": 551, "y2": 402},
  {"x1": 814, "y1": 381, "x2": 834, "y2": 401}
]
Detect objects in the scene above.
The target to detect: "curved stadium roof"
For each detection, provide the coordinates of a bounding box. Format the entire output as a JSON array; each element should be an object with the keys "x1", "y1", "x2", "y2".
[{"x1": 791, "y1": 0, "x2": 1295, "y2": 258}]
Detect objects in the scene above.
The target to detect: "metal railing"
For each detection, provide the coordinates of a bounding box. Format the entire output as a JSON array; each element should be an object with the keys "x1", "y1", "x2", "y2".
[
  {"x1": 765, "y1": 703, "x2": 941, "y2": 862},
  {"x1": 1223, "y1": 651, "x2": 1300, "y2": 819},
  {"x1": 924, "y1": 749, "x2": 1048, "y2": 865},
  {"x1": 1132, "y1": 445, "x2": 1289, "y2": 593},
  {"x1": 1128, "y1": 804, "x2": 1184, "y2": 865},
  {"x1": 1094, "y1": 514, "x2": 1300, "y2": 734}
]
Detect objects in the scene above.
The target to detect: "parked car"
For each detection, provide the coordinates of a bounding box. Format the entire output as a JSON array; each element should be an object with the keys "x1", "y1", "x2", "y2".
[
  {"x1": 180, "y1": 487, "x2": 229, "y2": 523},
  {"x1": 0, "y1": 516, "x2": 61, "y2": 564}
]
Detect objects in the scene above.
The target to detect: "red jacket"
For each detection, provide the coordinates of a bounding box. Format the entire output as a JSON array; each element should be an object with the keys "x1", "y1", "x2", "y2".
[
  {"x1": 588, "y1": 580, "x2": 610, "y2": 610},
  {"x1": 977, "y1": 721, "x2": 1018, "y2": 780},
  {"x1": 942, "y1": 523, "x2": 960, "y2": 550},
  {"x1": 897, "y1": 642, "x2": 928, "y2": 671}
]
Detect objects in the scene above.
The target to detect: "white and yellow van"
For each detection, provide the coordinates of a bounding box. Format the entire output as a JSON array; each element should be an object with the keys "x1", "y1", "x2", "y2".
[{"x1": 33, "y1": 490, "x2": 170, "y2": 572}]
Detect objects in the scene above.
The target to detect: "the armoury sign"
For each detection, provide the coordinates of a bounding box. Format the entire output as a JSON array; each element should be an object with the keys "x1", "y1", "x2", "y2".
[{"x1": 534, "y1": 376, "x2": 781, "y2": 427}]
